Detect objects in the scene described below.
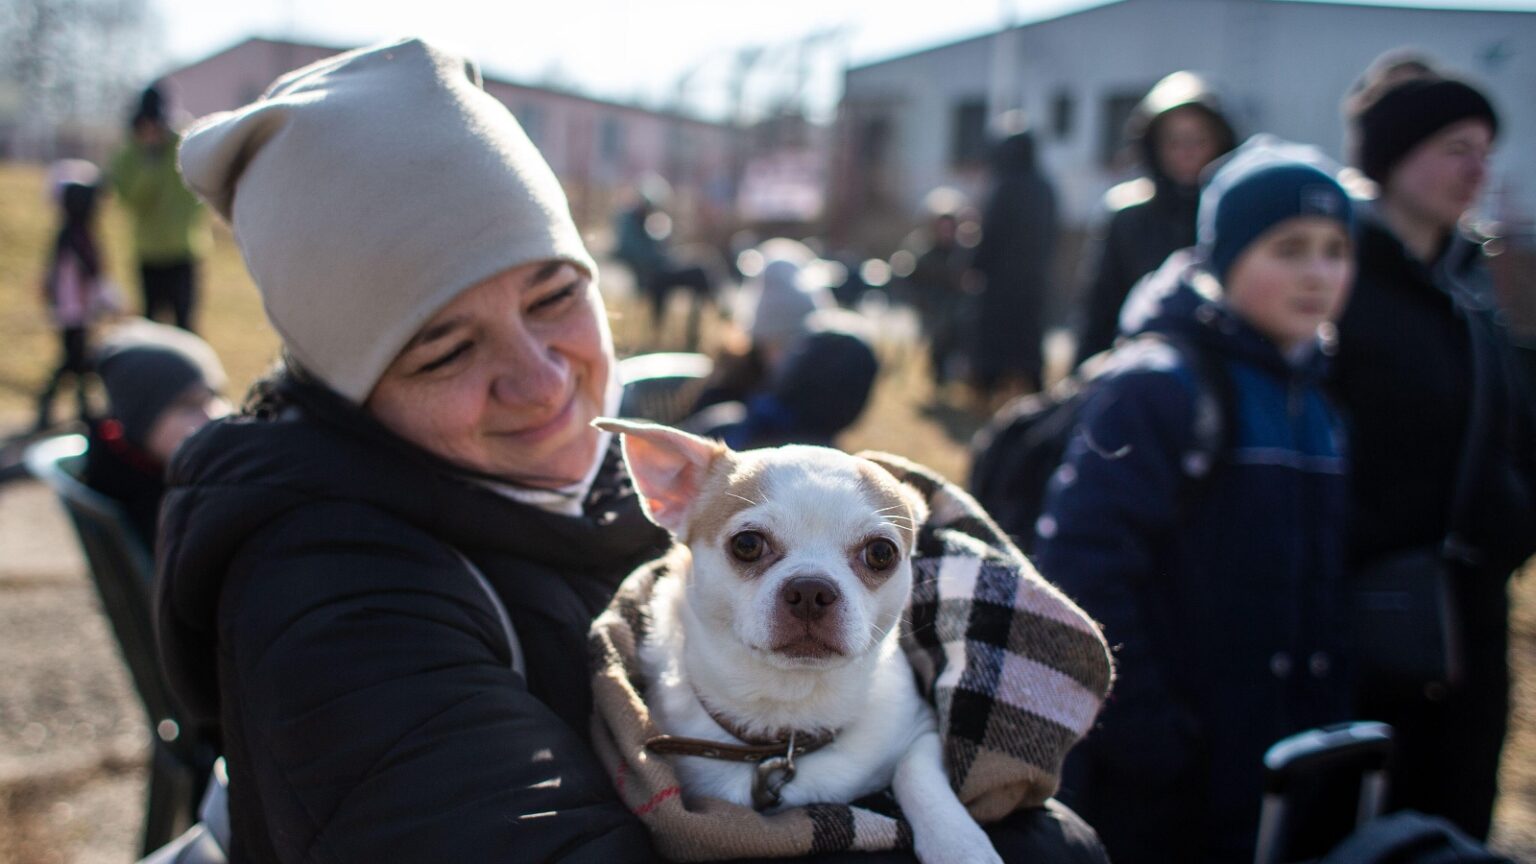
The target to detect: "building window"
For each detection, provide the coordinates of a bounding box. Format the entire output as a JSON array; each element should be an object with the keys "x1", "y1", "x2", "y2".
[
  {"x1": 517, "y1": 104, "x2": 543, "y2": 146},
  {"x1": 1052, "y1": 89, "x2": 1074, "y2": 140},
  {"x1": 860, "y1": 114, "x2": 892, "y2": 165},
  {"x1": 951, "y1": 98, "x2": 988, "y2": 167},
  {"x1": 600, "y1": 117, "x2": 625, "y2": 167},
  {"x1": 1099, "y1": 92, "x2": 1144, "y2": 167}
]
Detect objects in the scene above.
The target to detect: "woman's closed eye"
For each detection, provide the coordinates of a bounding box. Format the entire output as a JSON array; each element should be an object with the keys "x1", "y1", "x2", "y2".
[
  {"x1": 415, "y1": 340, "x2": 474, "y2": 374},
  {"x1": 528, "y1": 280, "x2": 581, "y2": 315}
]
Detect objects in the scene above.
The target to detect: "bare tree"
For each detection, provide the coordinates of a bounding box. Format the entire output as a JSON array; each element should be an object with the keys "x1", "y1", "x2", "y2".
[{"x1": 0, "y1": 0, "x2": 158, "y2": 159}]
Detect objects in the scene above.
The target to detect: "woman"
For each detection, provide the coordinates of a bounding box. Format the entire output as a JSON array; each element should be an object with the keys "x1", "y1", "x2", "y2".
[
  {"x1": 155, "y1": 39, "x2": 1107, "y2": 862},
  {"x1": 1335, "y1": 54, "x2": 1536, "y2": 841}
]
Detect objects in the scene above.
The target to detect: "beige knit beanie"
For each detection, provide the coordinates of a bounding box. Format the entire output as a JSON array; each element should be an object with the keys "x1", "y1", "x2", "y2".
[{"x1": 178, "y1": 38, "x2": 598, "y2": 403}]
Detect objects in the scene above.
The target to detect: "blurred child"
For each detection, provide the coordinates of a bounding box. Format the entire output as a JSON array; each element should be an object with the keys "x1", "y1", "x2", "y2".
[
  {"x1": 34, "y1": 161, "x2": 114, "y2": 431},
  {"x1": 84, "y1": 319, "x2": 227, "y2": 550},
  {"x1": 1031, "y1": 137, "x2": 1357, "y2": 864},
  {"x1": 686, "y1": 238, "x2": 878, "y2": 449},
  {"x1": 898, "y1": 190, "x2": 973, "y2": 387}
]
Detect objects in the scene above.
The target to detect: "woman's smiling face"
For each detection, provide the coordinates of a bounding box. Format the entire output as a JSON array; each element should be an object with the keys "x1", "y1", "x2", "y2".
[{"x1": 366, "y1": 260, "x2": 612, "y2": 488}]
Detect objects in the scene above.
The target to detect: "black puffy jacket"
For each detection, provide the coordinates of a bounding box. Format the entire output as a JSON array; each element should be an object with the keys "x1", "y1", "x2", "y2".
[
  {"x1": 156, "y1": 375, "x2": 673, "y2": 862},
  {"x1": 1333, "y1": 216, "x2": 1536, "y2": 573},
  {"x1": 1331, "y1": 214, "x2": 1536, "y2": 839}
]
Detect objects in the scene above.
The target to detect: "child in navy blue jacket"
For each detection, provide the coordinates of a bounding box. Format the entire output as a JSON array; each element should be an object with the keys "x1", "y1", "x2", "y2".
[{"x1": 1033, "y1": 137, "x2": 1357, "y2": 864}]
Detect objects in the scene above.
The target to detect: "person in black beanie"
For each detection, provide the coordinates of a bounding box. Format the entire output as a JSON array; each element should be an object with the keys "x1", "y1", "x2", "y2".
[
  {"x1": 1333, "y1": 51, "x2": 1536, "y2": 840},
  {"x1": 83, "y1": 320, "x2": 228, "y2": 551}
]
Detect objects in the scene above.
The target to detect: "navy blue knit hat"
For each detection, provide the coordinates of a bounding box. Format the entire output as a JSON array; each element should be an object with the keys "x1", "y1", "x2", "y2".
[{"x1": 1197, "y1": 136, "x2": 1355, "y2": 283}]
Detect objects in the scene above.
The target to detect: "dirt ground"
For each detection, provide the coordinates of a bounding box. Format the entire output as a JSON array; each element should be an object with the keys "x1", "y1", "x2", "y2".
[{"x1": 0, "y1": 476, "x2": 150, "y2": 864}]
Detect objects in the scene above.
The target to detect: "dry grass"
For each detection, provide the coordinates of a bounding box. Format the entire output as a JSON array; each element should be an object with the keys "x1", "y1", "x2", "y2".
[
  {"x1": 0, "y1": 160, "x2": 1531, "y2": 860},
  {"x1": 0, "y1": 163, "x2": 279, "y2": 421}
]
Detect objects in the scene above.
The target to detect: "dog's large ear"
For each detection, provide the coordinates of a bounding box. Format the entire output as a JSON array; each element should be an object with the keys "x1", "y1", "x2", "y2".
[{"x1": 594, "y1": 419, "x2": 728, "y2": 535}]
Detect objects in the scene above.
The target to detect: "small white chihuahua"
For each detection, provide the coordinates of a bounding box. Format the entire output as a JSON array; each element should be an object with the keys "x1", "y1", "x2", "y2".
[{"x1": 595, "y1": 419, "x2": 1003, "y2": 864}]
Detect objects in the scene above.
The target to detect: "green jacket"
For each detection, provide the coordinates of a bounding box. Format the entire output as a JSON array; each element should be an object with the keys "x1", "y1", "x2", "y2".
[{"x1": 110, "y1": 132, "x2": 208, "y2": 264}]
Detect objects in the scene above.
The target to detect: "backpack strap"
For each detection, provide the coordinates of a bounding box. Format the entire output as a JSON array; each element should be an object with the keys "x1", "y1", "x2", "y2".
[
  {"x1": 1124, "y1": 331, "x2": 1235, "y2": 485},
  {"x1": 1171, "y1": 332, "x2": 1237, "y2": 482}
]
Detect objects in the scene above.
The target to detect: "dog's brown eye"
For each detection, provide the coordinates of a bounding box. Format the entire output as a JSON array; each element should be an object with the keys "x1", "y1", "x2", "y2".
[
  {"x1": 730, "y1": 531, "x2": 766, "y2": 562},
  {"x1": 863, "y1": 538, "x2": 898, "y2": 571}
]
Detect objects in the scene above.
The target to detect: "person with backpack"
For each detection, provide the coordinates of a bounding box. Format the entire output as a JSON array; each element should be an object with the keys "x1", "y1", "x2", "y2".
[{"x1": 1029, "y1": 137, "x2": 1358, "y2": 864}]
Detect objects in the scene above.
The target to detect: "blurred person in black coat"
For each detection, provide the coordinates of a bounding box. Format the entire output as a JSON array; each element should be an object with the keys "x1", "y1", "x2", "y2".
[
  {"x1": 1334, "y1": 51, "x2": 1536, "y2": 841},
  {"x1": 898, "y1": 190, "x2": 974, "y2": 387},
  {"x1": 1073, "y1": 71, "x2": 1236, "y2": 367},
  {"x1": 968, "y1": 119, "x2": 1057, "y2": 401}
]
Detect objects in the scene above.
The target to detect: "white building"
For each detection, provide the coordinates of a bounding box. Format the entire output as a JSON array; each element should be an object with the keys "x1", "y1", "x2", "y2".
[{"x1": 832, "y1": 0, "x2": 1536, "y2": 251}]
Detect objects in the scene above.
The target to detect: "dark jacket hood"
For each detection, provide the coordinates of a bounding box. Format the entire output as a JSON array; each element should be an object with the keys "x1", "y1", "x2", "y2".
[
  {"x1": 156, "y1": 373, "x2": 666, "y2": 724},
  {"x1": 1128, "y1": 72, "x2": 1237, "y2": 196},
  {"x1": 991, "y1": 129, "x2": 1040, "y2": 176}
]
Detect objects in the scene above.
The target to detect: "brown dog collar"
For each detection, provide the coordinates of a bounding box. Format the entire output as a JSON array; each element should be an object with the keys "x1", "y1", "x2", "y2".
[
  {"x1": 645, "y1": 729, "x2": 834, "y2": 810},
  {"x1": 643, "y1": 730, "x2": 833, "y2": 763},
  {"x1": 644, "y1": 692, "x2": 839, "y2": 809}
]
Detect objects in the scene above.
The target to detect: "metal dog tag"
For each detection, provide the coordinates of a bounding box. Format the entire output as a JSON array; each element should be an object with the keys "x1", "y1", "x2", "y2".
[{"x1": 752, "y1": 731, "x2": 798, "y2": 810}]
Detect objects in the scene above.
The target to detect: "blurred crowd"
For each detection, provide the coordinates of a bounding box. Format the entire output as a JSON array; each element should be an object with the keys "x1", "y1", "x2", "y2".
[{"x1": 605, "y1": 47, "x2": 1534, "y2": 864}]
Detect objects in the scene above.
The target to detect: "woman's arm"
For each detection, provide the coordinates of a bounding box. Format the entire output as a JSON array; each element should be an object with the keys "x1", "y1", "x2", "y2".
[{"x1": 218, "y1": 501, "x2": 658, "y2": 863}]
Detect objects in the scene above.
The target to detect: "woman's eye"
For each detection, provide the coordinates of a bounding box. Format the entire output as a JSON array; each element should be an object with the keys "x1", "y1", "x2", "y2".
[
  {"x1": 529, "y1": 282, "x2": 580, "y2": 315},
  {"x1": 730, "y1": 531, "x2": 766, "y2": 562},
  {"x1": 416, "y1": 341, "x2": 472, "y2": 374},
  {"x1": 863, "y1": 538, "x2": 898, "y2": 571}
]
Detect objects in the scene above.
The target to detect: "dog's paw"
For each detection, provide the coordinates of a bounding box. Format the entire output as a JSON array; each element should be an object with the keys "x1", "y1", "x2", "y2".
[{"x1": 912, "y1": 818, "x2": 1003, "y2": 864}]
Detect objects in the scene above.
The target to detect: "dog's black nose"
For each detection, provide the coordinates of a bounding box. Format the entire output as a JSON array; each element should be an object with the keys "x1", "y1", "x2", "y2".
[{"x1": 781, "y1": 576, "x2": 841, "y2": 621}]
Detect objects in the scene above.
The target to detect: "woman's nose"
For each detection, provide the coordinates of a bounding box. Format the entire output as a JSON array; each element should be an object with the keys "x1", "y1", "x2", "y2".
[{"x1": 491, "y1": 329, "x2": 568, "y2": 407}]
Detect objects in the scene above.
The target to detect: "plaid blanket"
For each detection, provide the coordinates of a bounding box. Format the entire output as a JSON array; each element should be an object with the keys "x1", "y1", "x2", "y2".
[{"x1": 588, "y1": 452, "x2": 1113, "y2": 860}]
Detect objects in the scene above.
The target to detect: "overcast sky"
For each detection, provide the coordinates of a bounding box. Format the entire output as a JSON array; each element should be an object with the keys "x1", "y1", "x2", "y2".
[{"x1": 147, "y1": 0, "x2": 1536, "y2": 121}]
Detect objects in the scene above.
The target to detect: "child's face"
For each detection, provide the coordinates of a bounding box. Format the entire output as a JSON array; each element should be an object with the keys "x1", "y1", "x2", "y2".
[
  {"x1": 1224, "y1": 217, "x2": 1354, "y2": 352},
  {"x1": 1155, "y1": 106, "x2": 1226, "y2": 187},
  {"x1": 146, "y1": 385, "x2": 229, "y2": 466}
]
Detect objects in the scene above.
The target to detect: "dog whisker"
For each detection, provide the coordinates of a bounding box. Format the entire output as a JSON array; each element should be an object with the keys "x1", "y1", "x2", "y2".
[{"x1": 725, "y1": 492, "x2": 762, "y2": 507}]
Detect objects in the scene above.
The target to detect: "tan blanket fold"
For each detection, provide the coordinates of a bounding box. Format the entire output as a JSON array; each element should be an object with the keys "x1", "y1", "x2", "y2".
[{"x1": 588, "y1": 452, "x2": 1114, "y2": 861}]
